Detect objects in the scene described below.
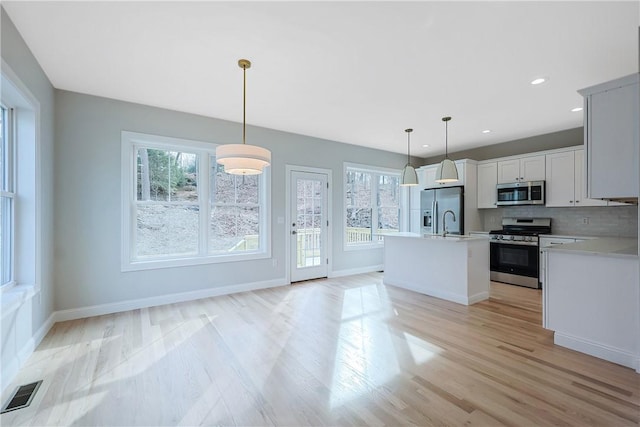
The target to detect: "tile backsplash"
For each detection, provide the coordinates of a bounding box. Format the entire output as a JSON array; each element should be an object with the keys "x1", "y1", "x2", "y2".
[{"x1": 480, "y1": 205, "x2": 638, "y2": 237}]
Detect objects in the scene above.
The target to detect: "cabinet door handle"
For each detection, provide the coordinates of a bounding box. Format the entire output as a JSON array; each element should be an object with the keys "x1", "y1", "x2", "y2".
[
  {"x1": 570, "y1": 200, "x2": 574, "y2": 203},
  {"x1": 520, "y1": 177, "x2": 524, "y2": 180},
  {"x1": 575, "y1": 200, "x2": 580, "y2": 203}
]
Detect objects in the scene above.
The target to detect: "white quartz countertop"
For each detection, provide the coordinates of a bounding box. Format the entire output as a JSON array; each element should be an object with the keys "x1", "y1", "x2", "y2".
[
  {"x1": 542, "y1": 237, "x2": 638, "y2": 259},
  {"x1": 383, "y1": 232, "x2": 487, "y2": 242},
  {"x1": 539, "y1": 234, "x2": 599, "y2": 240}
]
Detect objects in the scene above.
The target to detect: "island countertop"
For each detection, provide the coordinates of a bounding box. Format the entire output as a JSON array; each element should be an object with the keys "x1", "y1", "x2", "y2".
[{"x1": 384, "y1": 232, "x2": 488, "y2": 242}]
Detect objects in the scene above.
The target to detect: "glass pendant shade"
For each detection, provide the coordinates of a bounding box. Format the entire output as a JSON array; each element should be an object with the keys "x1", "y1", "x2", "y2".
[
  {"x1": 216, "y1": 143, "x2": 271, "y2": 175},
  {"x1": 401, "y1": 164, "x2": 418, "y2": 186},
  {"x1": 216, "y1": 59, "x2": 271, "y2": 175},
  {"x1": 435, "y1": 158, "x2": 459, "y2": 183},
  {"x1": 434, "y1": 116, "x2": 459, "y2": 183}
]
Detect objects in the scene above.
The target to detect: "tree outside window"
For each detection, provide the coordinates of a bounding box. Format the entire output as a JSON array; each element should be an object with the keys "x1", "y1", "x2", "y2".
[{"x1": 345, "y1": 165, "x2": 400, "y2": 247}]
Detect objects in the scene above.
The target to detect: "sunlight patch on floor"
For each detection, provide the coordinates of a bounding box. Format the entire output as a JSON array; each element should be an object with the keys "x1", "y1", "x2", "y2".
[
  {"x1": 330, "y1": 285, "x2": 400, "y2": 409},
  {"x1": 403, "y1": 332, "x2": 442, "y2": 365}
]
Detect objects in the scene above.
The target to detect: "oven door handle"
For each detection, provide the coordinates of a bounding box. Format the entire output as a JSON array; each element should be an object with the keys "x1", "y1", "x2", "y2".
[{"x1": 490, "y1": 240, "x2": 538, "y2": 247}]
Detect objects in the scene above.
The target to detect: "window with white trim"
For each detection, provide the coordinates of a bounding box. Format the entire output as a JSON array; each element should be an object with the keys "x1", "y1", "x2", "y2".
[
  {"x1": 122, "y1": 132, "x2": 270, "y2": 270},
  {"x1": 0, "y1": 105, "x2": 14, "y2": 287},
  {"x1": 344, "y1": 164, "x2": 400, "y2": 248}
]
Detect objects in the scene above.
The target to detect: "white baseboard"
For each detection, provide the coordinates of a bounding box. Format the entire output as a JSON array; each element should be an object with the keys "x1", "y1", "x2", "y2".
[
  {"x1": 468, "y1": 291, "x2": 490, "y2": 305},
  {"x1": 53, "y1": 278, "x2": 288, "y2": 322},
  {"x1": 1, "y1": 312, "x2": 55, "y2": 394},
  {"x1": 383, "y1": 277, "x2": 483, "y2": 306},
  {"x1": 330, "y1": 264, "x2": 383, "y2": 278},
  {"x1": 554, "y1": 332, "x2": 640, "y2": 371}
]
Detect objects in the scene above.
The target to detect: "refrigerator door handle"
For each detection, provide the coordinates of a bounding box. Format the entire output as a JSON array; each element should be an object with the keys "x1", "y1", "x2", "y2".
[{"x1": 433, "y1": 200, "x2": 438, "y2": 234}]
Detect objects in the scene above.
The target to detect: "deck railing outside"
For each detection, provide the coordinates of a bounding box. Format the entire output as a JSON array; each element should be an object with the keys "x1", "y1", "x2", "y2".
[{"x1": 231, "y1": 227, "x2": 399, "y2": 263}]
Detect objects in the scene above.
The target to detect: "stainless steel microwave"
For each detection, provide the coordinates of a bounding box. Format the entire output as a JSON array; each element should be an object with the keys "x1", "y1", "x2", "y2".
[{"x1": 496, "y1": 181, "x2": 545, "y2": 206}]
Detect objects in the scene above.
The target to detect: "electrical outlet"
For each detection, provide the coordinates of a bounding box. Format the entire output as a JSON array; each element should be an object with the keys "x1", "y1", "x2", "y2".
[{"x1": 582, "y1": 217, "x2": 589, "y2": 225}]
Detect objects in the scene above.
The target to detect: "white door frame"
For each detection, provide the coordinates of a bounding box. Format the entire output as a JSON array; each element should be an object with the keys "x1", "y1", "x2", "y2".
[{"x1": 285, "y1": 165, "x2": 333, "y2": 283}]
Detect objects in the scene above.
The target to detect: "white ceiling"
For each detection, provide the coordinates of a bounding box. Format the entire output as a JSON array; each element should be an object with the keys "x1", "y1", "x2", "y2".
[{"x1": 3, "y1": 1, "x2": 639, "y2": 157}]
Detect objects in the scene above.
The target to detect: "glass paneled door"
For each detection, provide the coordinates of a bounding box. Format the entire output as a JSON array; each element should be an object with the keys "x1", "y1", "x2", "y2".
[{"x1": 290, "y1": 171, "x2": 328, "y2": 282}]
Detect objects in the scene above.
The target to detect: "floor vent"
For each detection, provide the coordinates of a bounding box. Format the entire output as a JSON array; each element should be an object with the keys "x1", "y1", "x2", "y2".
[{"x1": 1, "y1": 381, "x2": 42, "y2": 414}]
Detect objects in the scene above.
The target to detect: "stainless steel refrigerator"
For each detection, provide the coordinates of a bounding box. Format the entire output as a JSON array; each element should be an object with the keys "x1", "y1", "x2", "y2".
[{"x1": 420, "y1": 186, "x2": 464, "y2": 235}]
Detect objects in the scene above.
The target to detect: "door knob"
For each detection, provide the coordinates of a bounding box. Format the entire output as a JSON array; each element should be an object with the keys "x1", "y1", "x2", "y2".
[{"x1": 292, "y1": 230, "x2": 297, "y2": 235}]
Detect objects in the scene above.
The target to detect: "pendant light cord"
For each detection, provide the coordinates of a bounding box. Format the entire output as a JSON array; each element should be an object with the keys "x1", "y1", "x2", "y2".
[
  {"x1": 405, "y1": 128, "x2": 413, "y2": 165},
  {"x1": 242, "y1": 63, "x2": 247, "y2": 145},
  {"x1": 445, "y1": 120, "x2": 448, "y2": 158},
  {"x1": 442, "y1": 116, "x2": 452, "y2": 159}
]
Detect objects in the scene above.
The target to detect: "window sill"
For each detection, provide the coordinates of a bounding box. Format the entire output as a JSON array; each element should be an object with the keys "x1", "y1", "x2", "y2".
[
  {"x1": 1, "y1": 283, "x2": 38, "y2": 320},
  {"x1": 344, "y1": 243, "x2": 384, "y2": 252},
  {"x1": 122, "y1": 251, "x2": 271, "y2": 272}
]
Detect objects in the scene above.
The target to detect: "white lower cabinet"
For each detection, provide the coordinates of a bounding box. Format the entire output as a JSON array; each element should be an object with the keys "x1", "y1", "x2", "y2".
[
  {"x1": 544, "y1": 249, "x2": 639, "y2": 370},
  {"x1": 539, "y1": 237, "x2": 580, "y2": 294}
]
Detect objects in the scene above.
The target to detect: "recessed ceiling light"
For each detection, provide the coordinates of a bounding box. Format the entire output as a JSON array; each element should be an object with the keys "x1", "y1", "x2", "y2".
[
  {"x1": 571, "y1": 107, "x2": 583, "y2": 112},
  {"x1": 422, "y1": 144, "x2": 430, "y2": 148},
  {"x1": 482, "y1": 129, "x2": 491, "y2": 134},
  {"x1": 530, "y1": 77, "x2": 547, "y2": 85}
]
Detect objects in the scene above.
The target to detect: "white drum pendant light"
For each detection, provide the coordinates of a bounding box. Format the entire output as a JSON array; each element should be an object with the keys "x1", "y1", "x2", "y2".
[
  {"x1": 216, "y1": 59, "x2": 271, "y2": 175},
  {"x1": 400, "y1": 128, "x2": 418, "y2": 186},
  {"x1": 435, "y1": 116, "x2": 459, "y2": 183}
]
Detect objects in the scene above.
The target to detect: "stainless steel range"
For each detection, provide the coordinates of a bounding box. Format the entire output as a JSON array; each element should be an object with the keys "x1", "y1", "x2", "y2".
[{"x1": 489, "y1": 217, "x2": 551, "y2": 289}]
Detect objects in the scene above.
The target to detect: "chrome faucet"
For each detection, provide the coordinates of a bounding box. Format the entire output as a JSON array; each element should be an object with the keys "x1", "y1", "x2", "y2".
[{"x1": 442, "y1": 210, "x2": 456, "y2": 236}]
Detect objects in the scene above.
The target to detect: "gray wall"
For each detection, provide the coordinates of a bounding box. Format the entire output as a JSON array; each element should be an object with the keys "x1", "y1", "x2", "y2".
[
  {"x1": 54, "y1": 90, "x2": 408, "y2": 311},
  {"x1": 423, "y1": 127, "x2": 583, "y2": 164},
  {"x1": 1, "y1": 6, "x2": 55, "y2": 382},
  {"x1": 480, "y1": 205, "x2": 638, "y2": 237}
]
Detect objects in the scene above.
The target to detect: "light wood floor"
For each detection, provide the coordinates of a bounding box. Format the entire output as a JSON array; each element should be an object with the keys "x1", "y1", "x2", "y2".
[{"x1": 2, "y1": 273, "x2": 639, "y2": 426}]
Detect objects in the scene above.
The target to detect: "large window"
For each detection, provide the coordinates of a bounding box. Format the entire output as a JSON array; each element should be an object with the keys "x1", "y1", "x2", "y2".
[
  {"x1": 122, "y1": 132, "x2": 270, "y2": 270},
  {"x1": 0, "y1": 105, "x2": 14, "y2": 287},
  {"x1": 345, "y1": 164, "x2": 400, "y2": 248}
]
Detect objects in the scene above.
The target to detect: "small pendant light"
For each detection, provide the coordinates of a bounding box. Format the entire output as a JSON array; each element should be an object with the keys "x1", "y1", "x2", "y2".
[
  {"x1": 435, "y1": 116, "x2": 459, "y2": 183},
  {"x1": 400, "y1": 128, "x2": 418, "y2": 186},
  {"x1": 216, "y1": 59, "x2": 271, "y2": 175}
]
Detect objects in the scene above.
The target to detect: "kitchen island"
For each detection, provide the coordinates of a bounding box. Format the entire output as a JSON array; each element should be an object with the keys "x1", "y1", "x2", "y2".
[{"x1": 383, "y1": 233, "x2": 490, "y2": 305}]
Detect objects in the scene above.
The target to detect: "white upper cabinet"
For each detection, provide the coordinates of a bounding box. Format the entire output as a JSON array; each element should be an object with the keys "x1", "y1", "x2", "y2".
[
  {"x1": 579, "y1": 74, "x2": 639, "y2": 199},
  {"x1": 545, "y1": 151, "x2": 575, "y2": 207},
  {"x1": 422, "y1": 165, "x2": 438, "y2": 189},
  {"x1": 545, "y1": 149, "x2": 607, "y2": 207},
  {"x1": 497, "y1": 155, "x2": 545, "y2": 184},
  {"x1": 477, "y1": 162, "x2": 497, "y2": 208},
  {"x1": 574, "y1": 149, "x2": 607, "y2": 206},
  {"x1": 496, "y1": 159, "x2": 519, "y2": 183}
]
